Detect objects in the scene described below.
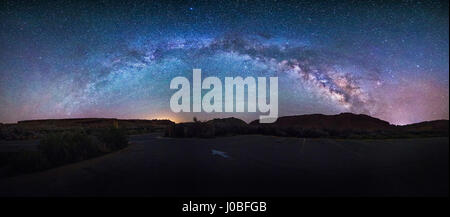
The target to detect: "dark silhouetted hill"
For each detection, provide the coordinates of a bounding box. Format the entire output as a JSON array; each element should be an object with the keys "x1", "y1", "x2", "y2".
[
  {"x1": 2, "y1": 114, "x2": 448, "y2": 140},
  {"x1": 401, "y1": 119, "x2": 449, "y2": 131},
  {"x1": 166, "y1": 113, "x2": 448, "y2": 139},
  {"x1": 17, "y1": 118, "x2": 173, "y2": 128},
  {"x1": 164, "y1": 117, "x2": 249, "y2": 138},
  {"x1": 207, "y1": 117, "x2": 249, "y2": 136},
  {"x1": 1, "y1": 118, "x2": 174, "y2": 140},
  {"x1": 250, "y1": 113, "x2": 391, "y2": 130}
]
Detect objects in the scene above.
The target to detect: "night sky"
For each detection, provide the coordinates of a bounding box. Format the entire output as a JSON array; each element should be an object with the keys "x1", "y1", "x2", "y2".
[{"x1": 0, "y1": 0, "x2": 448, "y2": 125}]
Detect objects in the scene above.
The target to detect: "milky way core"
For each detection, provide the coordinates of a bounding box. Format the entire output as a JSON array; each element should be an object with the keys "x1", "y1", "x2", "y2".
[{"x1": 0, "y1": 0, "x2": 448, "y2": 125}]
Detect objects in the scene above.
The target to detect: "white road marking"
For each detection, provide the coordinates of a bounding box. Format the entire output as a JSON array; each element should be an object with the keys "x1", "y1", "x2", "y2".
[{"x1": 211, "y1": 149, "x2": 230, "y2": 159}]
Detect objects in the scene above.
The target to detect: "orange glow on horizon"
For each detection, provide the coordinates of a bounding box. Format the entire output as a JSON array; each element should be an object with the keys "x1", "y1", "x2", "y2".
[{"x1": 143, "y1": 113, "x2": 182, "y2": 123}]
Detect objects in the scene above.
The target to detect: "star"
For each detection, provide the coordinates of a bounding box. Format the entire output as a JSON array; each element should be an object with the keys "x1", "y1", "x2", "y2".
[{"x1": 0, "y1": 0, "x2": 447, "y2": 125}]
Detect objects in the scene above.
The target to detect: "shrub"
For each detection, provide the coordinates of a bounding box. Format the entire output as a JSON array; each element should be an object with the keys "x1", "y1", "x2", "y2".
[
  {"x1": 38, "y1": 131, "x2": 104, "y2": 165},
  {"x1": 97, "y1": 128, "x2": 128, "y2": 150},
  {"x1": 38, "y1": 133, "x2": 71, "y2": 164},
  {"x1": 3, "y1": 129, "x2": 129, "y2": 176}
]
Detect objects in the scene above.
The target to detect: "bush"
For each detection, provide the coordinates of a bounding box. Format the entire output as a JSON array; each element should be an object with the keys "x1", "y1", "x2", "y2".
[
  {"x1": 3, "y1": 129, "x2": 129, "y2": 176},
  {"x1": 38, "y1": 128, "x2": 129, "y2": 167},
  {"x1": 38, "y1": 131, "x2": 104, "y2": 165},
  {"x1": 97, "y1": 128, "x2": 128, "y2": 150}
]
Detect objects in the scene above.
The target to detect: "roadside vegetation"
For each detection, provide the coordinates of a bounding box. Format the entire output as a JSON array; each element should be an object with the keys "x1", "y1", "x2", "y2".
[{"x1": 1, "y1": 128, "x2": 128, "y2": 177}]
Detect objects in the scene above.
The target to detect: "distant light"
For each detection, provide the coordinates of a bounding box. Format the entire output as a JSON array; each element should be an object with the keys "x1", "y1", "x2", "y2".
[{"x1": 189, "y1": 7, "x2": 194, "y2": 11}]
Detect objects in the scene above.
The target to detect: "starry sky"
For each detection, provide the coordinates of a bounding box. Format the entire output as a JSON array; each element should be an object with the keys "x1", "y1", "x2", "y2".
[{"x1": 0, "y1": 0, "x2": 448, "y2": 125}]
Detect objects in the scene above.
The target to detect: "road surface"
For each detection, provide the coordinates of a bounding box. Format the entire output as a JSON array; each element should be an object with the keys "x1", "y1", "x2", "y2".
[{"x1": 0, "y1": 133, "x2": 448, "y2": 196}]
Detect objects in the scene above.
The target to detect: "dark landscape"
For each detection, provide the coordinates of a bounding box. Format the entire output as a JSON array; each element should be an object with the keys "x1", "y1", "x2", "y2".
[
  {"x1": 0, "y1": 2, "x2": 448, "y2": 217},
  {"x1": 0, "y1": 113, "x2": 448, "y2": 197}
]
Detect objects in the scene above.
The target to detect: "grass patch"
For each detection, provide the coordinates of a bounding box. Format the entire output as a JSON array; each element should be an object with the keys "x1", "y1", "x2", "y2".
[{"x1": 5, "y1": 128, "x2": 128, "y2": 176}]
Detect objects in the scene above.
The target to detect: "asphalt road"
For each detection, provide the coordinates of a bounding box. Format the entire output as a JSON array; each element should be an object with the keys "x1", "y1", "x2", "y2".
[{"x1": 0, "y1": 133, "x2": 448, "y2": 196}]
